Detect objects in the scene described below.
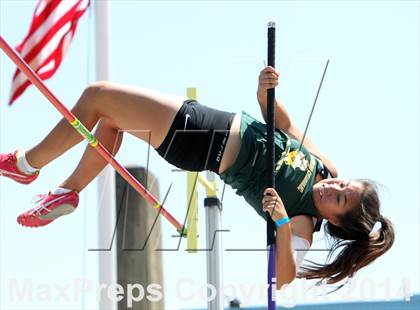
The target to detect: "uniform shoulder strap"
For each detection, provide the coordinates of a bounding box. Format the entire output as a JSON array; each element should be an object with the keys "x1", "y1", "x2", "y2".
[{"x1": 317, "y1": 157, "x2": 333, "y2": 179}]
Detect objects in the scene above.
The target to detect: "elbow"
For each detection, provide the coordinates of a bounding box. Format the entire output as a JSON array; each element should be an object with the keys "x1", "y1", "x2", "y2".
[
  {"x1": 282, "y1": 119, "x2": 292, "y2": 133},
  {"x1": 283, "y1": 122, "x2": 298, "y2": 139},
  {"x1": 276, "y1": 273, "x2": 296, "y2": 290}
]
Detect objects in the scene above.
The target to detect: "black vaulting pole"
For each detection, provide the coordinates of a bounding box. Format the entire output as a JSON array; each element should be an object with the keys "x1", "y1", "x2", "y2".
[{"x1": 266, "y1": 21, "x2": 277, "y2": 310}]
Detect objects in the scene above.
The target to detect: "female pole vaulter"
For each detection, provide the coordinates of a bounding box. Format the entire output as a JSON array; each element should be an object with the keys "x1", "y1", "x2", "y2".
[{"x1": 0, "y1": 63, "x2": 394, "y2": 288}]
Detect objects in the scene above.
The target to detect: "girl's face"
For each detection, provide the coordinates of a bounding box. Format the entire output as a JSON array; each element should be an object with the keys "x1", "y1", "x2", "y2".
[{"x1": 313, "y1": 178, "x2": 364, "y2": 226}]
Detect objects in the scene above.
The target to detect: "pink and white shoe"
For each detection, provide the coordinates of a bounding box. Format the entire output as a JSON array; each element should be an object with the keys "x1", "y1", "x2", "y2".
[
  {"x1": 17, "y1": 191, "x2": 79, "y2": 228},
  {"x1": 0, "y1": 152, "x2": 39, "y2": 185}
]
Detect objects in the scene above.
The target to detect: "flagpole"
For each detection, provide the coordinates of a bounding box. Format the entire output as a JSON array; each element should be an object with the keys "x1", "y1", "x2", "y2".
[{"x1": 94, "y1": 1, "x2": 117, "y2": 310}]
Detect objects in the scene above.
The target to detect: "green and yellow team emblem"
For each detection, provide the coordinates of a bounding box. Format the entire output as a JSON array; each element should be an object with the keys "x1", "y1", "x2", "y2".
[{"x1": 286, "y1": 150, "x2": 309, "y2": 171}]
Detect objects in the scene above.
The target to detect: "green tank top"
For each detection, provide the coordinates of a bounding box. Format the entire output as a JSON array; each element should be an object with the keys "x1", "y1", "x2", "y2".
[{"x1": 220, "y1": 112, "x2": 322, "y2": 230}]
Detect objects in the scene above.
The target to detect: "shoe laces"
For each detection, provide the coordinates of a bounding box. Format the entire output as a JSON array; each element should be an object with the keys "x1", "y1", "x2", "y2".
[{"x1": 31, "y1": 193, "x2": 51, "y2": 215}]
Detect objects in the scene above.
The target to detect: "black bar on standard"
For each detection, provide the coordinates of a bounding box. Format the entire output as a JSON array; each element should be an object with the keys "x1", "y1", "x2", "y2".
[
  {"x1": 266, "y1": 21, "x2": 276, "y2": 246},
  {"x1": 204, "y1": 197, "x2": 222, "y2": 210}
]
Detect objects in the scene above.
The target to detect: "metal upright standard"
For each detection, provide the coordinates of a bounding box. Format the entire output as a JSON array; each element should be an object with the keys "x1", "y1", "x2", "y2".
[
  {"x1": 204, "y1": 171, "x2": 224, "y2": 310},
  {"x1": 187, "y1": 170, "x2": 224, "y2": 309}
]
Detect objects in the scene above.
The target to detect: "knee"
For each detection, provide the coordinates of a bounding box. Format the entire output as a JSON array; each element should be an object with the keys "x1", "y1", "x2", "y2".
[
  {"x1": 78, "y1": 81, "x2": 113, "y2": 111},
  {"x1": 84, "y1": 81, "x2": 111, "y2": 99}
]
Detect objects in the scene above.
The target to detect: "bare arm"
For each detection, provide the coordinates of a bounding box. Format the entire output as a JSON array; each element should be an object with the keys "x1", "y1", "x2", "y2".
[
  {"x1": 262, "y1": 188, "x2": 297, "y2": 289},
  {"x1": 257, "y1": 67, "x2": 338, "y2": 177},
  {"x1": 275, "y1": 219, "x2": 296, "y2": 288}
]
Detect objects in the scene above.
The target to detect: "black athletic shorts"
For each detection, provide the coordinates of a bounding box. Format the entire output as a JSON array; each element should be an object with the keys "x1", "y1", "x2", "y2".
[{"x1": 156, "y1": 100, "x2": 235, "y2": 173}]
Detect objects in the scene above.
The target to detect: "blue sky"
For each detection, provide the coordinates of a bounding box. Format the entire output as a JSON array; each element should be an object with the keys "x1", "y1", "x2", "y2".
[{"x1": 1, "y1": 1, "x2": 419, "y2": 309}]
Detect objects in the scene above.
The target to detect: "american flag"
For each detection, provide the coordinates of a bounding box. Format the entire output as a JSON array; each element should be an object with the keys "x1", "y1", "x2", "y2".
[{"x1": 9, "y1": 0, "x2": 90, "y2": 105}]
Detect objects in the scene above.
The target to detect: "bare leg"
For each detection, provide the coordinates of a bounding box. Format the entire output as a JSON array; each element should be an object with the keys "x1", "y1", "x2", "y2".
[
  {"x1": 25, "y1": 85, "x2": 102, "y2": 169},
  {"x1": 59, "y1": 118, "x2": 123, "y2": 192},
  {"x1": 25, "y1": 81, "x2": 184, "y2": 170}
]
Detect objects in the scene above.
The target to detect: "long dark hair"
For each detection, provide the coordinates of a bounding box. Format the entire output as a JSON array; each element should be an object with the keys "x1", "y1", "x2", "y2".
[{"x1": 297, "y1": 179, "x2": 395, "y2": 286}]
